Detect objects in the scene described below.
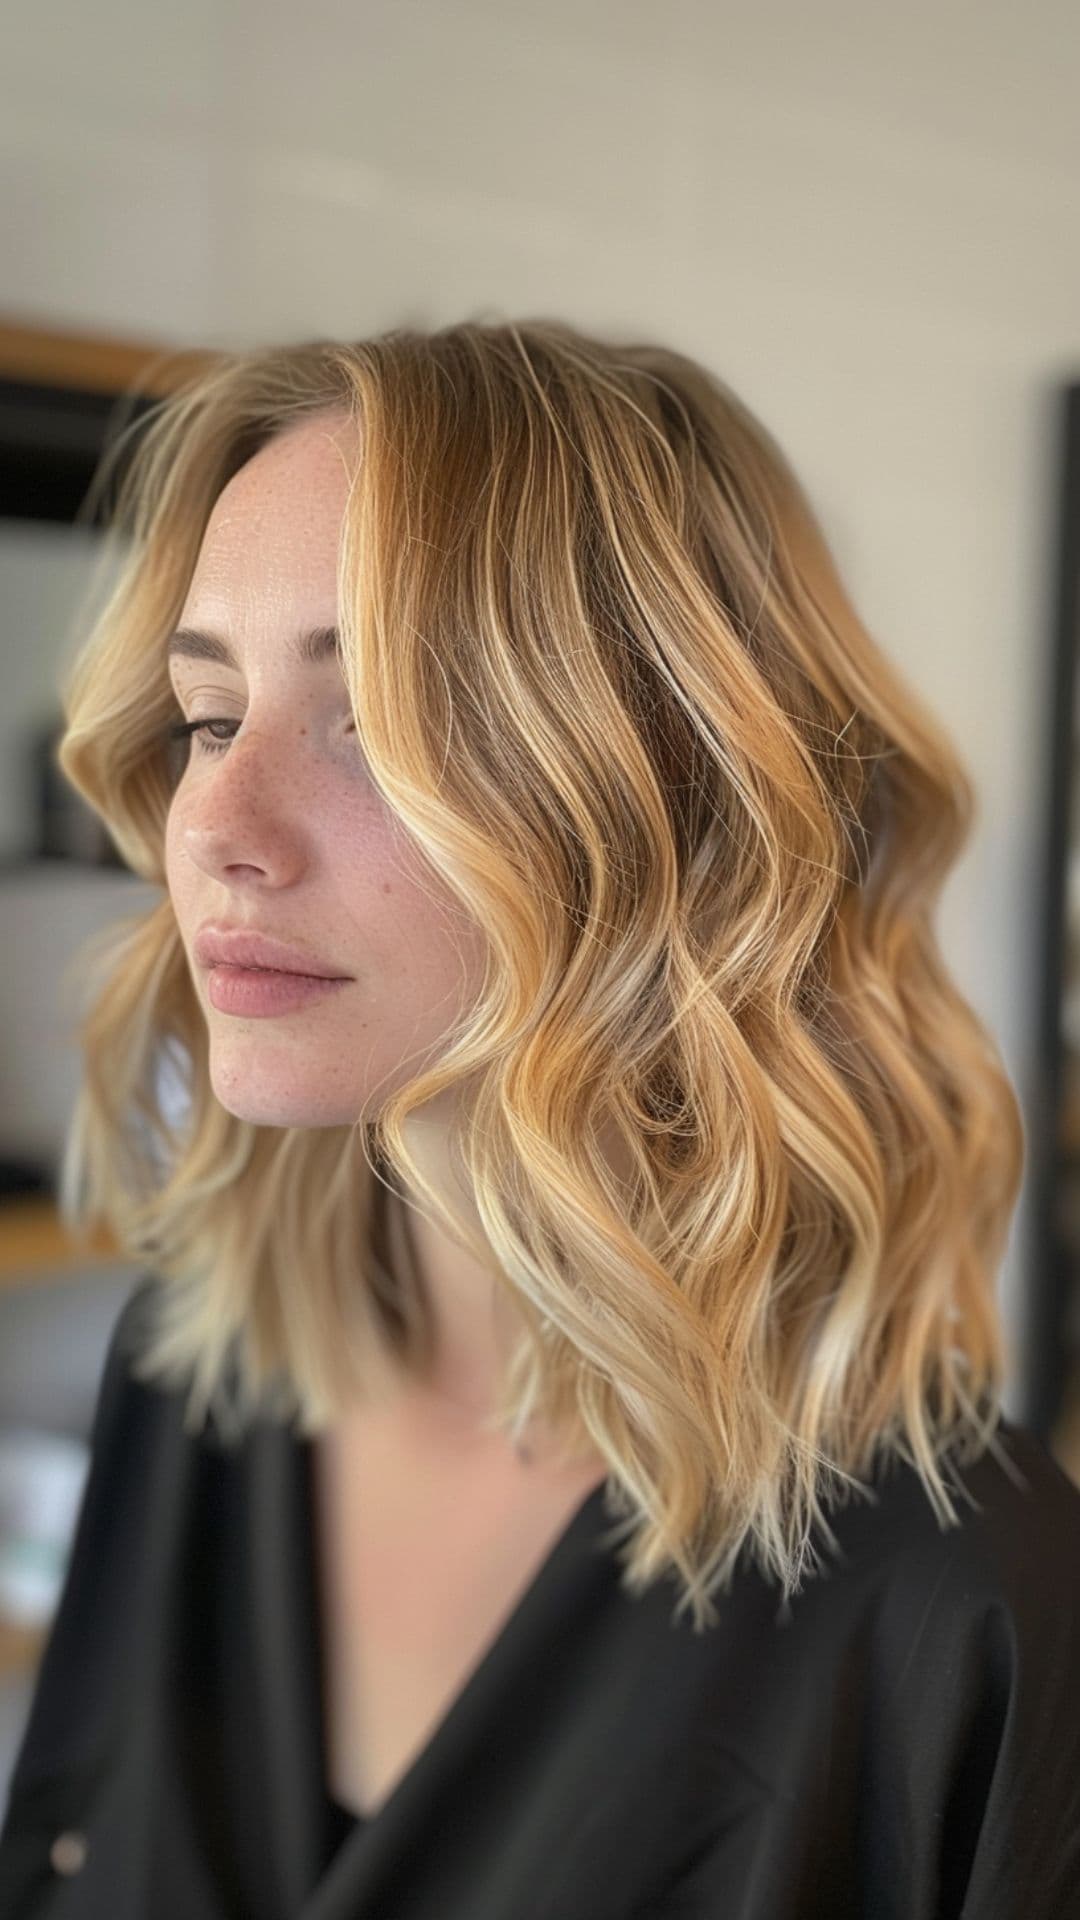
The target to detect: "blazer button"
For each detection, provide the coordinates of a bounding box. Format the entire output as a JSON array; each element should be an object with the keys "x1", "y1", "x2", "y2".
[{"x1": 50, "y1": 1829, "x2": 88, "y2": 1875}]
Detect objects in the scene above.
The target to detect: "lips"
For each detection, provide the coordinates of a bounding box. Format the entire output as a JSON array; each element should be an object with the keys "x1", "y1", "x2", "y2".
[{"x1": 193, "y1": 924, "x2": 350, "y2": 979}]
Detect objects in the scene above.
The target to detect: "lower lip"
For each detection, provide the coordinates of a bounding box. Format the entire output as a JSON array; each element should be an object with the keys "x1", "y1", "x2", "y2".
[{"x1": 205, "y1": 965, "x2": 351, "y2": 1017}]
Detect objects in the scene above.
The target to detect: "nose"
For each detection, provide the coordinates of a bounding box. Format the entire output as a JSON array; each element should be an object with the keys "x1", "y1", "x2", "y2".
[{"x1": 175, "y1": 726, "x2": 309, "y2": 886}]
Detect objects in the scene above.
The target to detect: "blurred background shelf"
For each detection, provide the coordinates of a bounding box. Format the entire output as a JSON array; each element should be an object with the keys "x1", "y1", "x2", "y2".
[
  {"x1": 0, "y1": 1198, "x2": 120, "y2": 1291},
  {"x1": 0, "y1": 1617, "x2": 47, "y2": 1685}
]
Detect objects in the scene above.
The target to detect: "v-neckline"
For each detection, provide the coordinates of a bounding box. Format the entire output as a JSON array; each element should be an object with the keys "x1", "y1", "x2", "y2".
[{"x1": 299, "y1": 1434, "x2": 612, "y2": 1844}]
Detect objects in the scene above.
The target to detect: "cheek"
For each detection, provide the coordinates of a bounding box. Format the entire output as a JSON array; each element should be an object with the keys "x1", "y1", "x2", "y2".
[
  {"x1": 163, "y1": 796, "x2": 195, "y2": 893},
  {"x1": 162, "y1": 801, "x2": 183, "y2": 899},
  {"x1": 162, "y1": 792, "x2": 208, "y2": 958},
  {"x1": 333, "y1": 835, "x2": 486, "y2": 995}
]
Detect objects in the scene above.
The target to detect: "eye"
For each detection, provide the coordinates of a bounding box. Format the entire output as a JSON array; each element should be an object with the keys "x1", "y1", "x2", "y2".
[
  {"x1": 166, "y1": 717, "x2": 236, "y2": 758},
  {"x1": 163, "y1": 713, "x2": 359, "y2": 776}
]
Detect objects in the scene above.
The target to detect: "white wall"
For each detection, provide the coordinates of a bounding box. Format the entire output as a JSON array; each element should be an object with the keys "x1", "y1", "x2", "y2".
[{"x1": 5, "y1": 0, "x2": 1080, "y2": 1404}]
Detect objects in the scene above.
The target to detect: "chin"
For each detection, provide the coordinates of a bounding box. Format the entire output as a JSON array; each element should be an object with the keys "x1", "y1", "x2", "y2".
[{"x1": 208, "y1": 1064, "x2": 363, "y2": 1131}]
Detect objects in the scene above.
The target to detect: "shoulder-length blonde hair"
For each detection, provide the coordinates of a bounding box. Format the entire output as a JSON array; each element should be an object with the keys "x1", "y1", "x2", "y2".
[{"x1": 56, "y1": 316, "x2": 1023, "y2": 1629}]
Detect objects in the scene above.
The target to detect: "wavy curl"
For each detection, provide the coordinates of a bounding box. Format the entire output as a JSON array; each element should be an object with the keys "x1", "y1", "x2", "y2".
[{"x1": 54, "y1": 316, "x2": 1024, "y2": 1629}]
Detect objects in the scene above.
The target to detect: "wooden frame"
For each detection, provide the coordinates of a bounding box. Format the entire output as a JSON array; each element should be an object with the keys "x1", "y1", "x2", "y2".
[{"x1": 0, "y1": 317, "x2": 215, "y2": 521}]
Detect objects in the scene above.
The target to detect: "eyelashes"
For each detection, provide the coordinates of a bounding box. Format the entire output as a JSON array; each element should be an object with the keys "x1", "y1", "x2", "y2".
[
  {"x1": 166, "y1": 717, "x2": 235, "y2": 757},
  {"x1": 165, "y1": 714, "x2": 359, "y2": 764}
]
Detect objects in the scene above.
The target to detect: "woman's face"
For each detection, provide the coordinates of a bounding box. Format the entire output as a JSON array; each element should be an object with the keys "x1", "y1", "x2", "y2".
[{"x1": 164, "y1": 408, "x2": 486, "y2": 1130}]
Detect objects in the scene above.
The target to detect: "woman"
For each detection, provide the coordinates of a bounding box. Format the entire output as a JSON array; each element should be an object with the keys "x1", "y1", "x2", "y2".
[{"x1": 1, "y1": 318, "x2": 1077, "y2": 1918}]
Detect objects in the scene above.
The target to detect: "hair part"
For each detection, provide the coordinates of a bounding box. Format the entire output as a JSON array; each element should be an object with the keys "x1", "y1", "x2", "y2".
[{"x1": 55, "y1": 315, "x2": 1023, "y2": 1630}]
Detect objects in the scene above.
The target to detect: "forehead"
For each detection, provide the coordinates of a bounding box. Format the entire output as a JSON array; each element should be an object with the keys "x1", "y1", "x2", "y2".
[{"x1": 180, "y1": 411, "x2": 357, "y2": 616}]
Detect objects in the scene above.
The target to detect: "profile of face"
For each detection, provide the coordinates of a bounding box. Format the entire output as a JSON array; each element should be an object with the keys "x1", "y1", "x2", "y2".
[{"x1": 164, "y1": 409, "x2": 487, "y2": 1133}]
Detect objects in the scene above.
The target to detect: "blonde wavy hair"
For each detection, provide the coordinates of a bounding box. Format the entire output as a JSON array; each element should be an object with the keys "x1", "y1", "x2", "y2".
[{"x1": 55, "y1": 316, "x2": 1024, "y2": 1630}]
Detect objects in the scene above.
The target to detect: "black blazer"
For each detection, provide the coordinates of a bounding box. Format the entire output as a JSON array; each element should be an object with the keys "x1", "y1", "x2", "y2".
[{"x1": 2, "y1": 1274, "x2": 1080, "y2": 1918}]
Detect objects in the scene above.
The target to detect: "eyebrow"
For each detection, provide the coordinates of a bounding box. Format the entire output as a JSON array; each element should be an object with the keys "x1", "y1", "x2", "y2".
[{"x1": 166, "y1": 625, "x2": 342, "y2": 669}]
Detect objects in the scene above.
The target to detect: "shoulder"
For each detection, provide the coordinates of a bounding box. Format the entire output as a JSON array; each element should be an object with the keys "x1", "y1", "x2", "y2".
[
  {"x1": 785, "y1": 1421, "x2": 1080, "y2": 1911},
  {"x1": 945, "y1": 1417, "x2": 1080, "y2": 1596},
  {"x1": 827, "y1": 1415, "x2": 1080, "y2": 1601},
  {"x1": 90, "y1": 1271, "x2": 249, "y2": 1453},
  {"x1": 799, "y1": 1416, "x2": 1080, "y2": 1732},
  {"x1": 76, "y1": 1271, "x2": 181, "y2": 1459},
  {"x1": 101, "y1": 1270, "x2": 163, "y2": 1378}
]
